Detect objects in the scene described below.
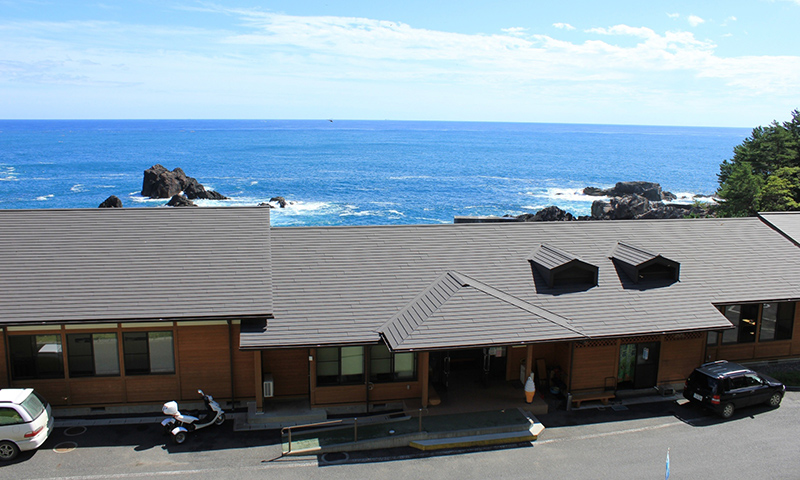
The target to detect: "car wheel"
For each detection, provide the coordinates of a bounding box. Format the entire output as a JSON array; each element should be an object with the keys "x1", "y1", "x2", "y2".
[
  {"x1": 767, "y1": 392, "x2": 783, "y2": 408},
  {"x1": 721, "y1": 402, "x2": 735, "y2": 419},
  {"x1": 214, "y1": 413, "x2": 225, "y2": 426},
  {"x1": 174, "y1": 431, "x2": 187, "y2": 444},
  {"x1": 0, "y1": 441, "x2": 20, "y2": 462}
]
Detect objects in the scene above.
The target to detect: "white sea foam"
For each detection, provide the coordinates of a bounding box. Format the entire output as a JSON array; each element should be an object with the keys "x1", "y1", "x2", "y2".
[
  {"x1": 128, "y1": 193, "x2": 167, "y2": 204},
  {"x1": 70, "y1": 184, "x2": 87, "y2": 192},
  {"x1": 0, "y1": 166, "x2": 17, "y2": 181},
  {"x1": 388, "y1": 210, "x2": 405, "y2": 216},
  {"x1": 389, "y1": 175, "x2": 432, "y2": 180},
  {"x1": 418, "y1": 217, "x2": 450, "y2": 224},
  {"x1": 283, "y1": 201, "x2": 332, "y2": 213},
  {"x1": 35, "y1": 194, "x2": 54, "y2": 201},
  {"x1": 250, "y1": 181, "x2": 258, "y2": 186},
  {"x1": 526, "y1": 187, "x2": 607, "y2": 203},
  {"x1": 340, "y1": 210, "x2": 380, "y2": 217},
  {"x1": 669, "y1": 192, "x2": 718, "y2": 204}
]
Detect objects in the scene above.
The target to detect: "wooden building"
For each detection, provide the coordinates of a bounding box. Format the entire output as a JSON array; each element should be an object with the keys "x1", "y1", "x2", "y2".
[
  {"x1": 3, "y1": 208, "x2": 800, "y2": 416},
  {"x1": 0, "y1": 208, "x2": 270, "y2": 407},
  {"x1": 242, "y1": 213, "x2": 800, "y2": 410}
]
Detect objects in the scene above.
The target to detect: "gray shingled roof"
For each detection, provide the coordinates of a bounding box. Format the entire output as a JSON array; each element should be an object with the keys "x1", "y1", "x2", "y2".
[
  {"x1": 377, "y1": 271, "x2": 585, "y2": 351},
  {"x1": 760, "y1": 212, "x2": 800, "y2": 247},
  {"x1": 528, "y1": 244, "x2": 582, "y2": 270},
  {"x1": 0, "y1": 207, "x2": 272, "y2": 325},
  {"x1": 243, "y1": 217, "x2": 800, "y2": 350},
  {"x1": 610, "y1": 242, "x2": 662, "y2": 267},
  {"x1": 528, "y1": 244, "x2": 599, "y2": 288}
]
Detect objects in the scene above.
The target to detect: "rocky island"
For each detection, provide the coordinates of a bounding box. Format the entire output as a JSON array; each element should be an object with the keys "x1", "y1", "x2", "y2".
[{"x1": 487, "y1": 181, "x2": 714, "y2": 223}]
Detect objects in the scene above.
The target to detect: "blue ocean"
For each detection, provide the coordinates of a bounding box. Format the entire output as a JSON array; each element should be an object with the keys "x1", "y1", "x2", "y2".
[{"x1": 0, "y1": 120, "x2": 750, "y2": 226}]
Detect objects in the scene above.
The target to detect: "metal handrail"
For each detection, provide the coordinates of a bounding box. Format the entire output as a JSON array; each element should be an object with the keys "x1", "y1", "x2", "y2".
[
  {"x1": 418, "y1": 407, "x2": 429, "y2": 432},
  {"x1": 281, "y1": 419, "x2": 344, "y2": 454}
]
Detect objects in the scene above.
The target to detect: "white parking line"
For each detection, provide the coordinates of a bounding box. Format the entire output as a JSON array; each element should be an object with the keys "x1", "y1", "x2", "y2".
[
  {"x1": 536, "y1": 420, "x2": 684, "y2": 445},
  {"x1": 25, "y1": 458, "x2": 319, "y2": 480}
]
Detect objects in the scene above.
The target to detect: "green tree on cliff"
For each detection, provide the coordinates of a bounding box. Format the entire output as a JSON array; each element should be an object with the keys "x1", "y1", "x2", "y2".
[{"x1": 717, "y1": 109, "x2": 800, "y2": 216}]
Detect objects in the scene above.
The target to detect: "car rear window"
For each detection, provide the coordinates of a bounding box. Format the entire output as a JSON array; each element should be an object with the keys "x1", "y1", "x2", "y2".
[
  {"x1": 688, "y1": 373, "x2": 718, "y2": 393},
  {"x1": 20, "y1": 391, "x2": 47, "y2": 420}
]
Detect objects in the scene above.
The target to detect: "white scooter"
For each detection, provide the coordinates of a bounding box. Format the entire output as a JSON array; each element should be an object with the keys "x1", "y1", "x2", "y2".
[{"x1": 161, "y1": 389, "x2": 225, "y2": 444}]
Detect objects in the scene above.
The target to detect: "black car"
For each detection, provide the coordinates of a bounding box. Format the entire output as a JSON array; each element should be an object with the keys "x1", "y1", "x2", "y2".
[{"x1": 683, "y1": 360, "x2": 785, "y2": 418}]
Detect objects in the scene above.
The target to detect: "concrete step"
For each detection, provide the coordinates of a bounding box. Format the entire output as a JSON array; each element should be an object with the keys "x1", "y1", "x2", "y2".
[
  {"x1": 238, "y1": 402, "x2": 328, "y2": 431},
  {"x1": 409, "y1": 423, "x2": 544, "y2": 451},
  {"x1": 282, "y1": 409, "x2": 544, "y2": 455}
]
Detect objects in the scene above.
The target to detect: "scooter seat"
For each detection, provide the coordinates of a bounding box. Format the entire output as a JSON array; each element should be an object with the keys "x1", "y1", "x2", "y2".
[{"x1": 175, "y1": 413, "x2": 199, "y2": 423}]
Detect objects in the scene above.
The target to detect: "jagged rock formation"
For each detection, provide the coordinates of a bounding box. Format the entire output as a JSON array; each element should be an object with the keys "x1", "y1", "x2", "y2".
[
  {"x1": 142, "y1": 165, "x2": 228, "y2": 200},
  {"x1": 512, "y1": 181, "x2": 711, "y2": 222},
  {"x1": 166, "y1": 194, "x2": 196, "y2": 207},
  {"x1": 269, "y1": 196, "x2": 289, "y2": 208},
  {"x1": 516, "y1": 206, "x2": 575, "y2": 222},
  {"x1": 584, "y1": 181, "x2": 676, "y2": 202},
  {"x1": 98, "y1": 196, "x2": 123, "y2": 208}
]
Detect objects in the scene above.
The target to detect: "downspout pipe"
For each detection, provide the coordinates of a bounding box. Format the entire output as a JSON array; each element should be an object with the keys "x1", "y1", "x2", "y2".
[{"x1": 228, "y1": 320, "x2": 236, "y2": 408}]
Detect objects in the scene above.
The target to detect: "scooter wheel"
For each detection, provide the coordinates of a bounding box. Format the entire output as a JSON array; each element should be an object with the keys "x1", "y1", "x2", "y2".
[
  {"x1": 174, "y1": 431, "x2": 187, "y2": 444},
  {"x1": 214, "y1": 413, "x2": 225, "y2": 425}
]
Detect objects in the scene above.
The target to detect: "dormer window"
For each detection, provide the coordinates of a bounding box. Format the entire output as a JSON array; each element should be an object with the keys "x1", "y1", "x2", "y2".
[
  {"x1": 611, "y1": 242, "x2": 679, "y2": 284},
  {"x1": 528, "y1": 244, "x2": 598, "y2": 288}
]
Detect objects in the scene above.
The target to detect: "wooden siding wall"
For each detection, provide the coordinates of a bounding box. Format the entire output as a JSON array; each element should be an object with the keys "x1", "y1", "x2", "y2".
[
  {"x1": 176, "y1": 324, "x2": 232, "y2": 400},
  {"x1": 314, "y1": 384, "x2": 367, "y2": 405},
  {"x1": 570, "y1": 340, "x2": 618, "y2": 391},
  {"x1": 2, "y1": 322, "x2": 258, "y2": 407},
  {"x1": 553, "y1": 342, "x2": 572, "y2": 387},
  {"x1": 657, "y1": 333, "x2": 705, "y2": 384},
  {"x1": 231, "y1": 323, "x2": 255, "y2": 399},
  {"x1": 370, "y1": 379, "x2": 422, "y2": 403},
  {"x1": 262, "y1": 348, "x2": 310, "y2": 397},
  {"x1": 505, "y1": 346, "x2": 527, "y2": 381}
]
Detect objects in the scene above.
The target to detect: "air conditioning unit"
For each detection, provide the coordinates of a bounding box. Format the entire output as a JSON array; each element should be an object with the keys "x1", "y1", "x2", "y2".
[{"x1": 262, "y1": 373, "x2": 274, "y2": 398}]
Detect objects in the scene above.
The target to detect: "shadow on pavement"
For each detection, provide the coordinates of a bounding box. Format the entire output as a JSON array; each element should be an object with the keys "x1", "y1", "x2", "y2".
[
  {"x1": 35, "y1": 421, "x2": 282, "y2": 456},
  {"x1": 314, "y1": 441, "x2": 535, "y2": 467}
]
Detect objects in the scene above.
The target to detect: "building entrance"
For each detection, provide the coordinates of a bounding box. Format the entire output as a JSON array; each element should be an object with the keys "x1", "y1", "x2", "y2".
[
  {"x1": 617, "y1": 342, "x2": 660, "y2": 389},
  {"x1": 430, "y1": 347, "x2": 508, "y2": 391}
]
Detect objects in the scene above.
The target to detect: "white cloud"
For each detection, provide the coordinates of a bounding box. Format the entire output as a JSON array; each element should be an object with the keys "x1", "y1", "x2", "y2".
[
  {"x1": 553, "y1": 23, "x2": 575, "y2": 30},
  {"x1": 0, "y1": 10, "x2": 797, "y2": 124},
  {"x1": 502, "y1": 27, "x2": 528, "y2": 36},
  {"x1": 585, "y1": 25, "x2": 658, "y2": 39},
  {"x1": 667, "y1": 13, "x2": 680, "y2": 19},
  {"x1": 688, "y1": 15, "x2": 705, "y2": 27}
]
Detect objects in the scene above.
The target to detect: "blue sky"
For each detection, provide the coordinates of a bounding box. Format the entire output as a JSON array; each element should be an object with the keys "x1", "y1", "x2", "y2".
[{"x1": 1, "y1": 0, "x2": 799, "y2": 126}]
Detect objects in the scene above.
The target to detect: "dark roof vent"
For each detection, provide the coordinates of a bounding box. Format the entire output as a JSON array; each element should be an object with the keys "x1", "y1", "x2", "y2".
[
  {"x1": 528, "y1": 244, "x2": 598, "y2": 288},
  {"x1": 611, "y1": 242, "x2": 679, "y2": 284}
]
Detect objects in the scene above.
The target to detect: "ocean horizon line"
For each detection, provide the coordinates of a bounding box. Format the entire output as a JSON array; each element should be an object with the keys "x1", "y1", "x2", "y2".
[{"x1": 0, "y1": 118, "x2": 754, "y2": 131}]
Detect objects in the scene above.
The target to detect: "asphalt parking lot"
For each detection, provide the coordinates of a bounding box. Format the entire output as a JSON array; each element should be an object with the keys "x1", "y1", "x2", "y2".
[{"x1": 2, "y1": 392, "x2": 799, "y2": 479}]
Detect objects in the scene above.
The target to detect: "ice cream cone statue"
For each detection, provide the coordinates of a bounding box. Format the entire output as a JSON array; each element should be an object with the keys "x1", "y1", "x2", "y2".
[{"x1": 524, "y1": 374, "x2": 536, "y2": 403}]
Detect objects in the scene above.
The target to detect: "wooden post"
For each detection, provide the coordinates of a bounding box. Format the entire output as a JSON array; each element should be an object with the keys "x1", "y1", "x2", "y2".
[
  {"x1": 525, "y1": 344, "x2": 533, "y2": 381},
  {"x1": 420, "y1": 352, "x2": 429, "y2": 408},
  {"x1": 254, "y1": 350, "x2": 263, "y2": 409}
]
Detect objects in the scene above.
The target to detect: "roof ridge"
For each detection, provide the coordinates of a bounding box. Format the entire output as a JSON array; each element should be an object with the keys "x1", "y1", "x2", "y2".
[
  {"x1": 451, "y1": 272, "x2": 587, "y2": 338},
  {"x1": 376, "y1": 271, "x2": 465, "y2": 346}
]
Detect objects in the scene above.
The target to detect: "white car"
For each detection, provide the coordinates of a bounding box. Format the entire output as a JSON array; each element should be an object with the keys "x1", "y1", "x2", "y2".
[{"x1": 0, "y1": 388, "x2": 54, "y2": 461}]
